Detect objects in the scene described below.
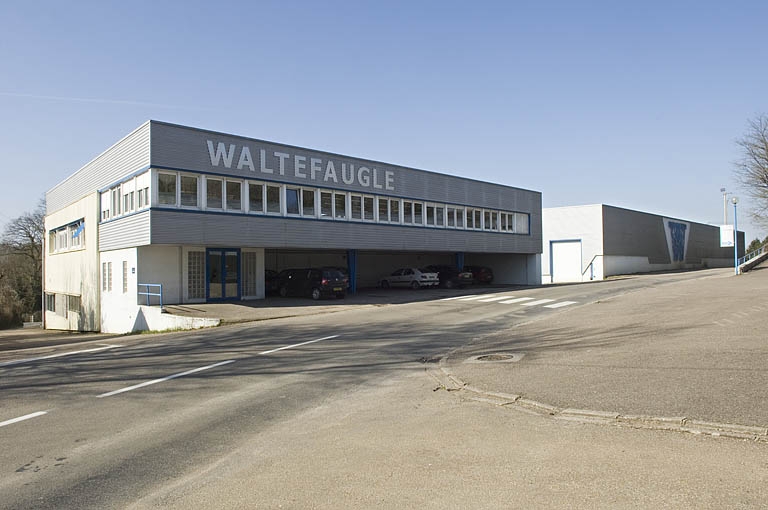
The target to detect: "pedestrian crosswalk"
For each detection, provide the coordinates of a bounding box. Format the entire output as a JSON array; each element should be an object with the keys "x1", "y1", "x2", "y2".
[{"x1": 439, "y1": 293, "x2": 578, "y2": 310}]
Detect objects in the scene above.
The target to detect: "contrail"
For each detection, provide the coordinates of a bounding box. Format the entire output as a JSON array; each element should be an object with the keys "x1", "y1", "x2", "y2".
[{"x1": 0, "y1": 91, "x2": 214, "y2": 110}]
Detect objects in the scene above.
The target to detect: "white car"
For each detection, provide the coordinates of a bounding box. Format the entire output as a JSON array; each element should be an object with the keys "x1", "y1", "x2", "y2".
[{"x1": 380, "y1": 268, "x2": 440, "y2": 289}]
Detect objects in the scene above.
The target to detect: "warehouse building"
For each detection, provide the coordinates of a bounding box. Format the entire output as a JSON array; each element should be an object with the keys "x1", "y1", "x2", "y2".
[
  {"x1": 44, "y1": 121, "x2": 543, "y2": 333},
  {"x1": 542, "y1": 204, "x2": 743, "y2": 283}
]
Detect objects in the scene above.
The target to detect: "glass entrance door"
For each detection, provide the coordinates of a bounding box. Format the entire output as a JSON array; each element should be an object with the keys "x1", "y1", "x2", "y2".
[{"x1": 206, "y1": 248, "x2": 240, "y2": 301}]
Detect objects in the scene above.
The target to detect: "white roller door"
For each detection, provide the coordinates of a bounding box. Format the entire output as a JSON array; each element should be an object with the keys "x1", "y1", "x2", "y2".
[{"x1": 551, "y1": 240, "x2": 582, "y2": 283}]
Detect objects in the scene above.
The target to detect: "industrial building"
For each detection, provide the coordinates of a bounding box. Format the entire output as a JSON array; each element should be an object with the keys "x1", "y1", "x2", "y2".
[
  {"x1": 44, "y1": 121, "x2": 543, "y2": 333},
  {"x1": 542, "y1": 204, "x2": 744, "y2": 283}
]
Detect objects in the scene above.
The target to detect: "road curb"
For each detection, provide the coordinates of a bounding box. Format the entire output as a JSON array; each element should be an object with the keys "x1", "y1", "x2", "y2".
[{"x1": 430, "y1": 363, "x2": 768, "y2": 443}]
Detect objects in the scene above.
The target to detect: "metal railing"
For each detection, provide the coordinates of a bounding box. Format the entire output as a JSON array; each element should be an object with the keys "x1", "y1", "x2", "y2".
[
  {"x1": 581, "y1": 255, "x2": 600, "y2": 280},
  {"x1": 138, "y1": 283, "x2": 163, "y2": 307},
  {"x1": 738, "y1": 243, "x2": 767, "y2": 266}
]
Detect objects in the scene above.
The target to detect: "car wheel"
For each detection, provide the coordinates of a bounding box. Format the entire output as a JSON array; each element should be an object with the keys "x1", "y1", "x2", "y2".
[
  {"x1": 381, "y1": 280, "x2": 390, "y2": 289},
  {"x1": 410, "y1": 281, "x2": 420, "y2": 290},
  {"x1": 279, "y1": 286, "x2": 288, "y2": 297},
  {"x1": 311, "y1": 288, "x2": 321, "y2": 300}
]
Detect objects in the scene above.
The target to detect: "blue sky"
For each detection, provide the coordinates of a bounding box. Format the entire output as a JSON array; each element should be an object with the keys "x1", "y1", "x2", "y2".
[{"x1": 1, "y1": 1, "x2": 766, "y2": 241}]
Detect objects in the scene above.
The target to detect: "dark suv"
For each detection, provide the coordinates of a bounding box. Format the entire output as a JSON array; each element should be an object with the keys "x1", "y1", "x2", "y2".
[{"x1": 277, "y1": 268, "x2": 347, "y2": 300}]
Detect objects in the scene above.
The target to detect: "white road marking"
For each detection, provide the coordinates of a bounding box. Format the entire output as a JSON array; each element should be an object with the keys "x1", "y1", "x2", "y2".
[
  {"x1": 0, "y1": 344, "x2": 123, "y2": 368},
  {"x1": 0, "y1": 411, "x2": 47, "y2": 428},
  {"x1": 455, "y1": 295, "x2": 493, "y2": 301},
  {"x1": 477, "y1": 296, "x2": 513, "y2": 302},
  {"x1": 543, "y1": 301, "x2": 578, "y2": 309},
  {"x1": 521, "y1": 299, "x2": 556, "y2": 307},
  {"x1": 96, "y1": 360, "x2": 236, "y2": 398},
  {"x1": 499, "y1": 297, "x2": 535, "y2": 304},
  {"x1": 439, "y1": 295, "x2": 477, "y2": 301},
  {"x1": 258, "y1": 335, "x2": 339, "y2": 355}
]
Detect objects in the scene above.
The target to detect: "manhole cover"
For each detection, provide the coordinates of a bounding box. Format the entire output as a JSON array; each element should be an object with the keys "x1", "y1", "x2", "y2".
[
  {"x1": 477, "y1": 354, "x2": 515, "y2": 361},
  {"x1": 464, "y1": 352, "x2": 525, "y2": 364}
]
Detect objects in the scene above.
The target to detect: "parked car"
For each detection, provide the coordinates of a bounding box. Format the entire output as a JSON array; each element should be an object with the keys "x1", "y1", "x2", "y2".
[
  {"x1": 277, "y1": 268, "x2": 347, "y2": 300},
  {"x1": 321, "y1": 266, "x2": 350, "y2": 289},
  {"x1": 265, "y1": 269, "x2": 280, "y2": 294},
  {"x1": 380, "y1": 267, "x2": 439, "y2": 289},
  {"x1": 464, "y1": 265, "x2": 494, "y2": 284},
  {"x1": 423, "y1": 264, "x2": 473, "y2": 288}
]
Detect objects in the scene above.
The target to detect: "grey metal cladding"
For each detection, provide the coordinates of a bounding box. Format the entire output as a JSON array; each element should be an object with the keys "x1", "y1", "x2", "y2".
[
  {"x1": 149, "y1": 121, "x2": 542, "y2": 213},
  {"x1": 150, "y1": 210, "x2": 541, "y2": 254},
  {"x1": 602, "y1": 206, "x2": 671, "y2": 263},
  {"x1": 99, "y1": 211, "x2": 151, "y2": 251},
  {"x1": 46, "y1": 123, "x2": 151, "y2": 214}
]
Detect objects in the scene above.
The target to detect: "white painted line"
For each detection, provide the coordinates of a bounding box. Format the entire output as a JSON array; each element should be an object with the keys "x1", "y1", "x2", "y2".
[
  {"x1": 543, "y1": 301, "x2": 578, "y2": 309},
  {"x1": 258, "y1": 335, "x2": 339, "y2": 355},
  {"x1": 0, "y1": 411, "x2": 47, "y2": 428},
  {"x1": 521, "y1": 299, "x2": 556, "y2": 307},
  {"x1": 97, "y1": 360, "x2": 236, "y2": 398},
  {"x1": 439, "y1": 295, "x2": 478, "y2": 301},
  {"x1": 478, "y1": 296, "x2": 513, "y2": 303},
  {"x1": 455, "y1": 295, "x2": 491, "y2": 301},
  {"x1": 499, "y1": 297, "x2": 535, "y2": 304},
  {"x1": 0, "y1": 344, "x2": 123, "y2": 368}
]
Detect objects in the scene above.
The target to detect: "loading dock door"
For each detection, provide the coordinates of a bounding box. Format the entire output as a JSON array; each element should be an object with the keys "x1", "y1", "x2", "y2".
[{"x1": 551, "y1": 240, "x2": 582, "y2": 283}]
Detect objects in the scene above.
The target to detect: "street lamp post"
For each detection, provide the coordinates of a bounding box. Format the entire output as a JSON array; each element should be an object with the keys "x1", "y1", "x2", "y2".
[{"x1": 732, "y1": 196, "x2": 739, "y2": 275}]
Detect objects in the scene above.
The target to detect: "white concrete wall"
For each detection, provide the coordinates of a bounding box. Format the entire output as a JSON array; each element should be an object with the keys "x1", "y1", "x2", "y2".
[
  {"x1": 44, "y1": 193, "x2": 100, "y2": 331},
  {"x1": 137, "y1": 245, "x2": 183, "y2": 304},
  {"x1": 542, "y1": 205, "x2": 604, "y2": 283},
  {"x1": 99, "y1": 247, "x2": 139, "y2": 333}
]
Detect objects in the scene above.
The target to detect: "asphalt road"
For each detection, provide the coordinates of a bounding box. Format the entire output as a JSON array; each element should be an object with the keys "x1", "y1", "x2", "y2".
[{"x1": 1, "y1": 268, "x2": 765, "y2": 509}]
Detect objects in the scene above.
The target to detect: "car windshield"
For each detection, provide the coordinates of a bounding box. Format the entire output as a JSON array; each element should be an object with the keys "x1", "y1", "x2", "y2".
[
  {"x1": 322, "y1": 270, "x2": 343, "y2": 279},
  {"x1": 419, "y1": 268, "x2": 432, "y2": 273}
]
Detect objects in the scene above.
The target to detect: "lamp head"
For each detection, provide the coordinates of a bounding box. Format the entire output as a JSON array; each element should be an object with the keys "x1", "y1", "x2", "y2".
[
  {"x1": 731, "y1": 196, "x2": 739, "y2": 205},
  {"x1": 721, "y1": 187, "x2": 726, "y2": 193}
]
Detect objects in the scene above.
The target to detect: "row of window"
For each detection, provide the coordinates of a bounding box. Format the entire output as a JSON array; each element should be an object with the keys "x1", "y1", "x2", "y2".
[
  {"x1": 102, "y1": 171, "x2": 150, "y2": 221},
  {"x1": 101, "y1": 261, "x2": 130, "y2": 294},
  {"x1": 48, "y1": 219, "x2": 85, "y2": 253},
  {"x1": 152, "y1": 171, "x2": 531, "y2": 234},
  {"x1": 44, "y1": 293, "x2": 80, "y2": 317}
]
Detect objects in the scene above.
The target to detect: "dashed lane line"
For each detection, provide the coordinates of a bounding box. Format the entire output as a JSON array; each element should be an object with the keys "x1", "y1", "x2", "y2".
[
  {"x1": 521, "y1": 299, "x2": 556, "y2": 307},
  {"x1": 499, "y1": 297, "x2": 535, "y2": 304},
  {"x1": 0, "y1": 411, "x2": 48, "y2": 428},
  {"x1": 0, "y1": 344, "x2": 123, "y2": 368},
  {"x1": 439, "y1": 295, "x2": 478, "y2": 301},
  {"x1": 95, "y1": 335, "x2": 340, "y2": 398},
  {"x1": 543, "y1": 301, "x2": 578, "y2": 309},
  {"x1": 96, "y1": 360, "x2": 236, "y2": 398},
  {"x1": 477, "y1": 296, "x2": 514, "y2": 303}
]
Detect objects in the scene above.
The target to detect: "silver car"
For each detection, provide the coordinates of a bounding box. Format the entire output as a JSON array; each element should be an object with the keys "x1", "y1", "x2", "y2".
[{"x1": 380, "y1": 267, "x2": 440, "y2": 289}]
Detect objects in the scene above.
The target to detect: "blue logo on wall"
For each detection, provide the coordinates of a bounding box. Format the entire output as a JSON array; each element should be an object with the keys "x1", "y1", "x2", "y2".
[{"x1": 668, "y1": 221, "x2": 687, "y2": 262}]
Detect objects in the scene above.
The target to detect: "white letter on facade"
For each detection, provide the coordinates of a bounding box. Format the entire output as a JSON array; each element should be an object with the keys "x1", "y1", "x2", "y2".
[
  {"x1": 274, "y1": 152, "x2": 290, "y2": 176},
  {"x1": 294, "y1": 155, "x2": 307, "y2": 178},
  {"x1": 310, "y1": 158, "x2": 322, "y2": 180},
  {"x1": 372, "y1": 168, "x2": 383, "y2": 189},
  {"x1": 207, "y1": 140, "x2": 236, "y2": 168},
  {"x1": 324, "y1": 160, "x2": 338, "y2": 183},
  {"x1": 260, "y1": 149, "x2": 274, "y2": 174},
  {"x1": 358, "y1": 166, "x2": 371, "y2": 187},
  {"x1": 385, "y1": 170, "x2": 395, "y2": 191},
  {"x1": 341, "y1": 163, "x2": 355, "y2": 185},
  {"x1": 237, "y1": 146, "x2": 255, "y2": 171}
]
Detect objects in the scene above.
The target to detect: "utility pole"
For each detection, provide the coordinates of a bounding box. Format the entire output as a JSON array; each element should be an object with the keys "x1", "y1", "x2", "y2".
[{"x1": 721, "y1": 187, "x2": 728, "y2": 224}]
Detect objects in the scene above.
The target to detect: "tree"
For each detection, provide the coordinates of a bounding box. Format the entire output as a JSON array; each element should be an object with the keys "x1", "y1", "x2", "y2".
[
  {"x1": 734, "y1": 114, "x2": 768, "y2": 227},
  {"x1": 0, "y1": 198, "x2": 45, "y2": 327}
]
